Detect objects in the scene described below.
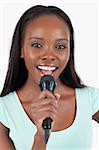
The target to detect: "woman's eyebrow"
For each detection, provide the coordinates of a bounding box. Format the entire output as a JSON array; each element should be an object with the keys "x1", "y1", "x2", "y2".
[
  {"x1": 29, "y1": 37, "x2": 44, "y2": 40},
  {"x1": 28, "y1": 37, "x2": 69, "y2": 42},
  {"x1": 56, "y1": 38, "x2": 69, "y2": 42}
]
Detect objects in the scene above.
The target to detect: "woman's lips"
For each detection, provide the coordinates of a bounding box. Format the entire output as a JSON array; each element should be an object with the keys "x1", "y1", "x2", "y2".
[{"x1": 36, "y1": 65, "x2": 58, "y2": 76}]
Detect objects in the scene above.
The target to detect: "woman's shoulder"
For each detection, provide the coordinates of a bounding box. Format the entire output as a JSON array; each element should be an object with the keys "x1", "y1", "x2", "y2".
[
  {"x1": 76, "y1": 86, "x2": 99, "y2": 95},
  {"x1": 77, "y1": 86, "x2": 99, "y2": 116},
  {"x1": 0, "y1": 91, "x2": 16, "y2": 107},
  {"x1": 0, "y1": 91, "x2": 15, "y2": 99},
  {"x1": 0, "y1": 91, "x2": 18, "y2": 128}
]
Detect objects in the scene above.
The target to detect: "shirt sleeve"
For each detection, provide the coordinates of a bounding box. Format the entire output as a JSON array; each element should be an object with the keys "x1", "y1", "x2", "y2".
[
  {"x1": 88, "y1": 87, "x2": 99, "y2": 116},
  {"x1": 0, "y1": 97, "x2": 9, "y2": 128}
]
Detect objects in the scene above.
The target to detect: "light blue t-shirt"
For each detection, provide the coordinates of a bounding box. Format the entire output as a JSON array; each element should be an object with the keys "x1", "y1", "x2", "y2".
[{"x1": 0, "y1": 87, "x2": 99, "y2": 150}]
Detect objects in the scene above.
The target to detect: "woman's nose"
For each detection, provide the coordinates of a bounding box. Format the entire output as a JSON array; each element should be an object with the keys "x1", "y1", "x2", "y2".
[{"x1": 41, "y1": 49, "x2": 56, "y2": 61}]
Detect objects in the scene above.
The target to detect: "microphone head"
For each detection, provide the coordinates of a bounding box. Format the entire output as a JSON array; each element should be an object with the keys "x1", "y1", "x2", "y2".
[{"x1": 39, "y1": 75, "x2": 56, "y2": 92}]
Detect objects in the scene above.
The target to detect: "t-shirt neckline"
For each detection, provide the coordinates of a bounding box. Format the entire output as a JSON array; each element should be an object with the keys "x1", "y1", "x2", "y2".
[{"x1": 14, "y1": 88, "x2": 79, "y2": 133}]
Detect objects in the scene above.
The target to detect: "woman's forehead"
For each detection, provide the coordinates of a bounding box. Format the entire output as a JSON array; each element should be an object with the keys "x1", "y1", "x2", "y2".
[
  {"x1": 24, "y1": 14, "x2": 70, "y2": 40},
  {"x1": 26, "y1": 14, "x2": 69, "y2": 30}
]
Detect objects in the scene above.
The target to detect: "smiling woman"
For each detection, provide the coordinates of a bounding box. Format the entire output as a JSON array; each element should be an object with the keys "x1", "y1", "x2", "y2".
[
  {"x1": 21, "y1": 14, "x2": 70, "y2": 82},
  {"x1": 0, "y1": 5, "x2": 99, "y2": 150}
]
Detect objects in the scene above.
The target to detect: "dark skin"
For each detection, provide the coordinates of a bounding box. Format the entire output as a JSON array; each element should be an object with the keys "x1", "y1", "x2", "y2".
[{"x1": 0, "y1": 14, "x2": 98, "y2": 150}]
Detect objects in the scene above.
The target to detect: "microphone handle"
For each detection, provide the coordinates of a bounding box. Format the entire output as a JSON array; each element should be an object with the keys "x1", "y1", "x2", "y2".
[{"x1": 42, "y1": 117, "x2": 53, "y2": 144}]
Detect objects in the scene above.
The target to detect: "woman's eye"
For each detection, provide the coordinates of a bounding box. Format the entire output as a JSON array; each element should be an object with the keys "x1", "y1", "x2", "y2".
[
  {"x1": 31, "y1": 43, "x2": 43, "y2": 48},
  {"x1": 55, "y1": 44, "x2": 66, "y2": 50}
]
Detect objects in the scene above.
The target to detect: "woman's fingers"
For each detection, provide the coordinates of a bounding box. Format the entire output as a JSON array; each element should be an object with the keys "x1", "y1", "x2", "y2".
[{"x1": 29, "y1": 90, "x2": 61, "y2": 129}]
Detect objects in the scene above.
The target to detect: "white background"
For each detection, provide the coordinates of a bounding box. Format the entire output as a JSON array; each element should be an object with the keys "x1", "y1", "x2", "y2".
[{"x1": 0, "y1": 0, "x2": 99, "y2": 149}]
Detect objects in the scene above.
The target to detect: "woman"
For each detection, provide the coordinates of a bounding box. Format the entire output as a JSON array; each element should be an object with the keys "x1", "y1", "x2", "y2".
[{"x1": 0, "y1": 5, "x2": 99, "y2": 150}]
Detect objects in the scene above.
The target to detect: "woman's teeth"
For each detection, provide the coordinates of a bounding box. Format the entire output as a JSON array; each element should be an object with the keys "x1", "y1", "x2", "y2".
[
  {"x1": 37, "y1": 65, "x2": 57, "y2": 75},
  {"x1": 38, "y1": 65, "x2": 56, "y2": 71}
]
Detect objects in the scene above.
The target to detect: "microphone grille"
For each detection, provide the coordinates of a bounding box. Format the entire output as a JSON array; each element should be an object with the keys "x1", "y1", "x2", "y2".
[{"x1": 39, "y1": 75, "x2": 56, "y2": 92}]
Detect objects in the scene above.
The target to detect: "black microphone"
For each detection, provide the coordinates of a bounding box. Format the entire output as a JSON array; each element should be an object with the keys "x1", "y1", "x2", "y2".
[{"x1": 39, "y1": 75, "x2": 56, "y2": 144}]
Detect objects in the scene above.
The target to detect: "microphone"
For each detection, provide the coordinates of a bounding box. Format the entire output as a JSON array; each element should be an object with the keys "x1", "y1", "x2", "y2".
[{"x1": 39, "y1": 75, "x2": 56, "y2": 144}]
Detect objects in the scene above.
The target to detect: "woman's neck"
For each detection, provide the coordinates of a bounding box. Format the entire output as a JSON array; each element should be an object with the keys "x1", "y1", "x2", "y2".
[{"x1": 17, "y1": 75, "x2": 74, "y2": 102}]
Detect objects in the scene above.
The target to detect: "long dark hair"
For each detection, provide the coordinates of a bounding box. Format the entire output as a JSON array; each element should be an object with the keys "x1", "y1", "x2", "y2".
[{"x1": 0, "y1": 5, "x2": 85, "y2": 97}]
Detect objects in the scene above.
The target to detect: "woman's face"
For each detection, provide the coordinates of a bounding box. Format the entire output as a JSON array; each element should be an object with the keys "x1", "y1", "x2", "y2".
[{"x1": 22, "y1": 14, "x2": 70, "y2": 84}]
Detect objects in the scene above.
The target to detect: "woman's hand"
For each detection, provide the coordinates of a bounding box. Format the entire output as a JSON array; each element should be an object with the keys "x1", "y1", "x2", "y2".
[
  {"x1": 30, "y1": 90, "x2": 60, "y2": 130},
  {"x1": 30, "y1": 90, "x2": 60, "y2": 149}
]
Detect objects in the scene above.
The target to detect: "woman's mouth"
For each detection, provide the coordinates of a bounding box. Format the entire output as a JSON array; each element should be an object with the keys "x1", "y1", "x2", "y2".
[{"x1": 37, "y1": 65, "x2": 58, "y2": 76}]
